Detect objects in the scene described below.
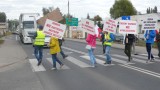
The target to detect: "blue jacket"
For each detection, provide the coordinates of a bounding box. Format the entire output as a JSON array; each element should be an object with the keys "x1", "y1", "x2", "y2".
[{"x1": 144, "y1": 30, "x2": 156, "y2": 44}]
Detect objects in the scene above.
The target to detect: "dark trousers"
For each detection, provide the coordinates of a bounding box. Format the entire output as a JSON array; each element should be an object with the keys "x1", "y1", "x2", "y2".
[
  {"x1": 60, "y1": 46, "x2": 65, "y2": 58},
  {"x1": 157, "y1": 42, "x2": 160, "y2": 57},
  {"x1": 146, "y1": 43, "x2": 154, "y2": 59},
  {"x1": 124, "y1": 44, "x2": 132, "y2": 61},
  {"x1": 103, "y1": 45, "x2": 106, "y2": 54}
]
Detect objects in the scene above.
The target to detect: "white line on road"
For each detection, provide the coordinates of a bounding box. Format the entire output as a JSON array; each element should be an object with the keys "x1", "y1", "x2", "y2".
[
  {"x1": 133, "y1": 54, "x2": 160, "y2": 62},
  {"x1": 139, "y1": 54, "x2": 159, "y2": 58},
  {"x1": 66, "y1": 56, "x2": 92, "y2": 68},
  {"x1": 46, "y1": 58, "x2": 70, "y2": 70},
  {"x1": 80, "y1": 55, "x2": 115, "y2": 66},
  {"x1": 29, "y1": 59, "x2": 46, "y2": 72},
  {"x1": 96, "y1": 55, "x2": 135, "y2": 65},
  {"x1": 120, "y1": 64, "x2": 160, "y2": 79},
  {"x1": 112, "y1": 54, "x2": 148, "y2": 64},
  {"x1": 62, "y1": 46, "x2": 87, "y2": 55}
]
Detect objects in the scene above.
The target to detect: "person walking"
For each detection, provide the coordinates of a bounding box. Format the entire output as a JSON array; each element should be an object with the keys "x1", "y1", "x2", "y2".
[
  {"x1": 144, "y1": 30, "x2": 156, "y2": 63},
  {"x1": 86, "y1": 34, "x2": 97, "y2": 67},
  {"x1": 100, "y1": 31, "x2": 106, "y2": 54},
  {"x1": 156, "y1": 29, "x2": 160, "y2": 58},
  {"x1": 58, "y1": 38, "x2": 68, "y2": 59},
  {"x1": 103, "y1": 31, "x2": 114, "y2": 64},
  {"x1": 48, "y1": 36, "x2": 63, "y2": 70},
  {"x1": 33, "y1": 25, "x2": 45, "y2": 66},
  {"x1": 124, "y1": 34, "x2": 135, "y2": 62}
]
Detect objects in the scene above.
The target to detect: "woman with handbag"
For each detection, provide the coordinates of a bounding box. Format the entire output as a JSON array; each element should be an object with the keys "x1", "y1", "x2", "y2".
[{"x1": 86, "y1": 34, "x2": 97, "y2": 67}]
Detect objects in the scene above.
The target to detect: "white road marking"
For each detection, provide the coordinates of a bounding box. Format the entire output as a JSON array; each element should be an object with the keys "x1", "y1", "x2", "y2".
[
  {"x1": 134, "y1": 54, "x2": 160, "y2": 62},
  {"x1": 29, "y1": 59, "x2": 46, "y2": 72},
  {"x1": 62, "y1": 46, "x2": 87, "y2": 55},
  {"x1": 112, "y1": 54, "x2": 148, "y2": 64},
  {"x1": 46, "y1": 58, "x2": 70, "y2": 69},
  {"x1": 66, "y1": 56, "x2": 92, "y2": 68},
  {"x1": 140, "y1": 54, "x2": 159, "y2": 58},
  {"x1": 120, "y1": 64, "x2": 160, "y2": 79},
  {"x1": 96, "y1": 55, "x2": 135, "y2": 65},
  {"x1": 80, "y1": 55, "x2": 115, "y2": 66}
]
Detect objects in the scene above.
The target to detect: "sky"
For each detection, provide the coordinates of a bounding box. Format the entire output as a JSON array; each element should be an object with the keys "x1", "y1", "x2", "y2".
[{"x1": 0, "y1": 0, "x2": 160, "y2": 20}]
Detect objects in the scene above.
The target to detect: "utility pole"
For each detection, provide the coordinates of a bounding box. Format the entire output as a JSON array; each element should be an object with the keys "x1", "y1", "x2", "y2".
[{"x1": 67, "y1": 0, "x2": 70, "y2": 38}]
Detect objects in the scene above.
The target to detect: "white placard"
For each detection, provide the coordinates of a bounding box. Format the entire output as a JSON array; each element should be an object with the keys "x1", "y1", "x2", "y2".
[
  {"x1": 103, "y1": 19, "x2": 118, "y2": 34},
  {"x1": 142, "y1": 17, "x2": 157, "y2": 30},
  {"x1": 43, "y1": 19, "x2": 66, "y2": 39},
  {"x1": 119, "y1": 20, "x2": 137, "y2": 34},
  {"x1": 71, "y1": 26, "x2": 77, "y2": 31},
  {"x1": 81, "y1": 19, "x2": 95, "y2": 35}
]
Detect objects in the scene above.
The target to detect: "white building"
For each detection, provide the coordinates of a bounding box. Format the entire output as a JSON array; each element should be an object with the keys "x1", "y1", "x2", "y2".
[{"x1": 0, "y1": 22, "x2": 8, "y2": 36}]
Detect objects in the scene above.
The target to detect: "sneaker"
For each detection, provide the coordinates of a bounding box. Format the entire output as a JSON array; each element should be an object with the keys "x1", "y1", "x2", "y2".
[
  {"x1": 150, "y1": 58, "x2": 155, "y2": 62},
  {"x1": 91, "y1": 65, "x2": 95, "y2": 67},
  {"x1": 60, "y1": 64, "x2": 64, "y2": 68},
  {"x1": 104, "y1": 62, "x2": 107, "y2": 64},
  {"x1": 63, "y1": 55, "x2": 68, "y2": 59},
  {"x1": 37, "y1": 60, "x2": 42, "y2": 66},
  {"x1": 51, "y1": 67, "x2": 57, "y2": 70}
]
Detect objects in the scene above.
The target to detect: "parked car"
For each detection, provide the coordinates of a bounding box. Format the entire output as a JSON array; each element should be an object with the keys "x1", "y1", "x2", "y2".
[{"x1": 114, "y1": 34, "x2": 124, "y2": 42}]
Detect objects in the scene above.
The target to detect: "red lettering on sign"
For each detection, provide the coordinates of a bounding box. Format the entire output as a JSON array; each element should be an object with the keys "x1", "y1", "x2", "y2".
[{"x1": 86, "y1": 21, "x2": 89, "y2": 25}]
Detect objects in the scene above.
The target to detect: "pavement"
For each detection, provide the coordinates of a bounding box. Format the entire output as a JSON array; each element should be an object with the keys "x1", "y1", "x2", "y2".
[
  {"x1": 65, "y1": 38, "x2": 158, "y2": 56},
  {"x1": 0, "y1": 35, "x2": 43, "y2": 90}
]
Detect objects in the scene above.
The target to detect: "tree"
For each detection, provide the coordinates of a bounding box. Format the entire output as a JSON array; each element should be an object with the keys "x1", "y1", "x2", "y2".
[
  {"x1": 8, "y1": 19, "x2": 19, "y2": 31},
  {"x1": 0, "y1": 12, "x2": 6, "y2": 22},
  {"x1": 110, "y1": 0, "x2": 137, "y2": 19},
  {"x1": 42, "y1": 6, "x2": 54, "y2": 16},
  {"x1": 93, "y1": 15, "x2": 102, "y2": 21},
  {"x1": 87, "y1": 13, "x2": 90, "y2": 19}
]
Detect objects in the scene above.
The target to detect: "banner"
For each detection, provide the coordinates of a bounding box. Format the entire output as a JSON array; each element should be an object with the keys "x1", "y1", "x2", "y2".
[
  {"x1": 81, "y1": 19, "x2": 95, "y2": 35},
  {"x1": 142, "y1": 17, "x2": 157, "y2": 30},
  {"x1": 119, "y1": 20, "x2": 137, "y2": 34},
  {"x1": 43, "y1": 19, "x2": 66, "y2": 39},
  {"x1": 103, "y1": 19, "x2": 118, "y2": 33}
]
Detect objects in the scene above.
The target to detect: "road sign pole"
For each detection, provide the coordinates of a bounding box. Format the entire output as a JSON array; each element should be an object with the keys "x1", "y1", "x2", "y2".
[{"x1": 67, "y1": 0, "x2": 70, "y2": 38}]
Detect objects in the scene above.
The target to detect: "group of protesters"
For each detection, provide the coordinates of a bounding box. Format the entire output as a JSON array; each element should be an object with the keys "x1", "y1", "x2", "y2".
[{"x1": 33, "y1": 25, "x2": 160, "y2": 69}]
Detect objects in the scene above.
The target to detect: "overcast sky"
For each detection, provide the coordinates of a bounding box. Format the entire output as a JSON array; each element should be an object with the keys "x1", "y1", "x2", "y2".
[{"x1": 0, "y1": 0, "x2": 160, "y2": 20}]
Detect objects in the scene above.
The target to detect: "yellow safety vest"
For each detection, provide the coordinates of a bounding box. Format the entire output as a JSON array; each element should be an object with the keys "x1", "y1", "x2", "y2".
[
  {"x1": 34, "y1": 30, "x2": 45, "y2": 45},
  {"x1": 103, "y1": 33, "x2": 113, "y2": 46}
]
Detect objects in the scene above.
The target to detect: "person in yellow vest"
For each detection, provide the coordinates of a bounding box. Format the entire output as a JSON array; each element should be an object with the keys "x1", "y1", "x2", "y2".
[
  {"x1": 103, "y1": 31, "x2": 115, "y2": 64},
  {"x1": 33, "y1": 25, "x2": 45, "y2": 66},
  {"x1": 48, "y1": 36, "x2": 64, "y2": 70}
]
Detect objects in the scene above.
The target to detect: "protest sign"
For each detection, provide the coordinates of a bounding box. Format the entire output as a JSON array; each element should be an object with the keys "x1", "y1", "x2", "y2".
[
  {"x1": 142, "y1": 17, "x2": 157, "y2": 30},
  {"x1": 43, "y1": 19, "x2": 66, "y2": 39},
  {"x1": 119, "y1": 20, "x2": 137, "y2": 34},
  {"x1": 81, "y1": 19, "x2": 95, "y2": 35},
  {"x1": 103, "y1": 19, "x2": 118, "y2": 33}
]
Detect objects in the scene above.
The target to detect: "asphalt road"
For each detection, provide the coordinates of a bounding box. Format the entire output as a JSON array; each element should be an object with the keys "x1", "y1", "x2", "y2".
[{"x1": 18, "y1": 35, "x2": 160, "y2": 90}]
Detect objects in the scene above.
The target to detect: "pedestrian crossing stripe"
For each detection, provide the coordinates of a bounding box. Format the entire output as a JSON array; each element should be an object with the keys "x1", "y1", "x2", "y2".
[
  {"x1": 29, "y1": 59, "x2": 46, "y2": 72},
  {"x1": 133, "y1": 54, "x2": 160, "y2": 62},
  {"x1": 96, "y1": 55, "x2": 135, "y2": 65},
  {"x1": 112, "y1": 54, "x2": 149, "y2": 64},
  {"x1": 46, "y1": 58, "x2": 70, "y2": 70},
  {"x1": 80, "y1": 55, "x2": 115, "y2": 66},
  {"x1": 140, "y1": 54, "x2": 159, "y2": 58},
  {"x1": 65, "y1": 56, "x2": 92, "y2": 68}
]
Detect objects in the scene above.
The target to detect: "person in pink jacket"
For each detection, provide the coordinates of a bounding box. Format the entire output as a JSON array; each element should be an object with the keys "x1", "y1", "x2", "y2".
[{"x1": 86, "y1": 34, "x2": 97, "y2": 67}]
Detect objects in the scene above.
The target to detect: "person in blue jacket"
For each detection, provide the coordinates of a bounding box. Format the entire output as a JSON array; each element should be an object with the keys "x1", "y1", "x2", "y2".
[{"x1": 144, "y1": 30, "x2": 156, "y2": 63}]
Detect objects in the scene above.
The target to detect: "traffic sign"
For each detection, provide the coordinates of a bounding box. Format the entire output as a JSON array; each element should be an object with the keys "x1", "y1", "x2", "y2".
[
  {"x1": 66, "y1": 18, "x2": 78, "y2": 26},
  {"x1": 122, "y1": 16, "x2": 130, "y2": 20}
]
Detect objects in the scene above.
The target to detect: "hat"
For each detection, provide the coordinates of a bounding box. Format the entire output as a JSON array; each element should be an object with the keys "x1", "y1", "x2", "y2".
[{"x1": 38, "y1": 25, "x2": 43, "y2": 30}]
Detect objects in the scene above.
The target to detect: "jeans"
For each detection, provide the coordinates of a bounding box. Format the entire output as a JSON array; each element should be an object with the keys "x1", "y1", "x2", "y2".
[
  {"x1": 52, "y1": 53, "x2": 62, "y2": 68},
  {"x1": 88, "y1": 48, "x2": 96, "y2": 66},
  {"x1": 146, "y1": 43, "x2": 154, "y2": 59},
  {"x1": 34, "y1": 46, "x2": 43, "y2": 62},
  {"x1": 105, "y1": 46, "x2": 111, "y2": 62},
  {"x1": 157, "y1": 42, "x2": 160, "y2": 57}
]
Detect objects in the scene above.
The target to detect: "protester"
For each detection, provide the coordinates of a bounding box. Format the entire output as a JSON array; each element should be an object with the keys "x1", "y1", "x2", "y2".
[
  {"x1": 124, "y1": 34, "x2": 135, "y2": 62},
  {"x1": 100, "y1": 31, "x2": 105, "y2": 54},
  {"x1": 103, "y1": 31, "x2": 114, "y2": 64},
  {"x1": 156, "y1": 29, "x2": 160, "y2": 58},
  {"x1": 48, "y1": 36, "x2": 63, "y2": 70},
  {"x1": 58, "y1": 38, "x2": 68, "y2": 59},
  {"x1": 33, "y1": 25, "x2": 45, "y2": 66},
  {"x1": 86, "y1": 34, "x2": 97, "y2": 67},
  {"x1": 144, "y1": 30, "x2": 156, "y2": 63}
]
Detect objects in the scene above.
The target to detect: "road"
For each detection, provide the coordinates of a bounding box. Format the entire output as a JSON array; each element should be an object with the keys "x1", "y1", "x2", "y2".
[{"x1": 17, "y1": 35, "x2": 160, "y2": 90}]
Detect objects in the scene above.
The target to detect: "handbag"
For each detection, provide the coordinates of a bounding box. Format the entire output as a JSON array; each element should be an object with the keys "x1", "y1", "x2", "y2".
[{"x1": 85, "y1": 45, "x2": 91, "y2": 50}]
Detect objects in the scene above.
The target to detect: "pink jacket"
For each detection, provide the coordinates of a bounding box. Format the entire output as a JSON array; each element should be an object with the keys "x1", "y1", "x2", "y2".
[{"x1": 86, "y1": 34, "x2": 97, "y2": 48}]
